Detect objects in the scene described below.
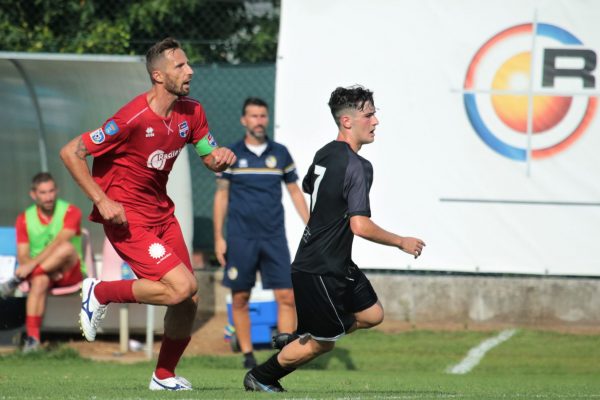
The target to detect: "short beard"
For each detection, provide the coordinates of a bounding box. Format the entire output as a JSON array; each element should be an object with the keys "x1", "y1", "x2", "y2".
[
  {"x1": 165, "y1": 78, "x2": 189, "y2": 97},
  {"x1": 39, "y1": 201, "x2": 55, "y2": 214},
  {"x1": 249, "y1": 126, "x2": 267, "y2": 140}
]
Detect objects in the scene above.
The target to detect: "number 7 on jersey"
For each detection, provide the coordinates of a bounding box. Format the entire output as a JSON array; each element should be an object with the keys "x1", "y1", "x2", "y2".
[{"x1": 310, "y1": 165, "x2": 326, "y2": 212}]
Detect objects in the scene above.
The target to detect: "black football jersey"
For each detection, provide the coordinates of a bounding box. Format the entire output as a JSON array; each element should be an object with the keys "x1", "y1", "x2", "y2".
[{"x1": 292, "y1": 140, "x2": 373, "y2": 277}]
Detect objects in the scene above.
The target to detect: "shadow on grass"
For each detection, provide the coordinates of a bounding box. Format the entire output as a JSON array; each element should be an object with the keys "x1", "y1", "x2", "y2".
[
  {"x1": 301, "y1": 347, "x2": 357, "y2": 370},
  {"x1": 0, "y1": 345, "x2": 83, "y2": 361}
]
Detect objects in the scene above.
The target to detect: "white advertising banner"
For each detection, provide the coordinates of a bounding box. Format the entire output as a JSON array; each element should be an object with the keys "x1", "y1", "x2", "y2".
[{"x1": 276, "y1": 0, "x2": 600, "y2": 275}]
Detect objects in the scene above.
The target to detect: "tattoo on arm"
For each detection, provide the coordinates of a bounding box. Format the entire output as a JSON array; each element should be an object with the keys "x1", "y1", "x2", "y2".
[
  {"x1": 74, "y1": 137, "x2": 89, "y2": 160},
  {"x1": 215, "y1": 179, "x2": 230, "y2": 191}
]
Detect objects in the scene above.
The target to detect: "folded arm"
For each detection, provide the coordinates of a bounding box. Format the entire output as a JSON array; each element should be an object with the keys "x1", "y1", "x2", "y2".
[{"x1": 15, "y1": 228, "x2": 76, "y2": 278}]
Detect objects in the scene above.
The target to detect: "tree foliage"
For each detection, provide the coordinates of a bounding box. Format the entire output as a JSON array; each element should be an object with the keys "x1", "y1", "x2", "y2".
[{"x1": 0, "y1": 0, "x2": 279, "y2": 63}]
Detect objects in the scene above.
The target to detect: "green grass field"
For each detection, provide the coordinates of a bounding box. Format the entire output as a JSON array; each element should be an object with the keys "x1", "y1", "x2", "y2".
[{"x1": 1, "y1": 329, "x2": 599, "y2": 399}]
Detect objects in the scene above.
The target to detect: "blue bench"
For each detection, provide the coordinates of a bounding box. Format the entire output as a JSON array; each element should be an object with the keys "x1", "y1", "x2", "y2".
[{"x1": 0, "y1": 227, "x2": 17, "y2": 281}]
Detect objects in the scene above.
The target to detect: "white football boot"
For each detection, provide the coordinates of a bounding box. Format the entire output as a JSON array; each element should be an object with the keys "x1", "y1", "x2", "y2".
[
  {"x1": 149, "y1": 373, "x2": 192, "y2": 391},
  {"x1": 79, "y1": 278, "x2": 107, "y2": 341},
  {"x1": 0, "y1": 277, "x2": 22, "y2": 299}
]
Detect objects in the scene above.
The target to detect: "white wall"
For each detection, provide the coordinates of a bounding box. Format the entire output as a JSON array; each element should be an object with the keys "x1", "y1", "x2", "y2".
[{"x1": 276, "y1": 0, "x2": 600, "y2": 276}]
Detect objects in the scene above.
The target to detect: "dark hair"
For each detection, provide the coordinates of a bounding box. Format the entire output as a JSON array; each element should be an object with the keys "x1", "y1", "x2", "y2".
[
  {"x1": 242, "y1": 97, "x2": 269, "y2": 116},
  {"x1": 328, "y1": 85, "x2": 375, "y2": 127},
  {"x1": 31, "y1": 172, "x2": 54, "y2": 190},
  {"x1": 145, "y1": 37, "x2": 182, "y2": 81}
]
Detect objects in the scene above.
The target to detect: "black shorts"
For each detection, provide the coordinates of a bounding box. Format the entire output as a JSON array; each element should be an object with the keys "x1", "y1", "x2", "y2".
[{"x1": 292, "y1": 267, "x2": 378, "y2": 341}]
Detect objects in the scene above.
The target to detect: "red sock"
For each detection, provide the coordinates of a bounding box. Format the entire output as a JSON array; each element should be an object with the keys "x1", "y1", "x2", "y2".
[
  {"x1": 26, "y1": 315, "x2": 43, "y2": 341},
  {"x1": 94, "y1": 280, "x2": 136, "y2": 305},
  {"x1": 154, "y1": 336, "x2": 191, "y2": 379}
]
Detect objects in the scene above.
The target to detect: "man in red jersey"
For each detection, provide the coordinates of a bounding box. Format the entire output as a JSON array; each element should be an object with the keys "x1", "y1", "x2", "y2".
[
  {"x1": 60, "y1": 38, "x2": 236, "y2": 391},
  {"x1": 0, "y1": 172, "x2": 85, "y2": 352}
]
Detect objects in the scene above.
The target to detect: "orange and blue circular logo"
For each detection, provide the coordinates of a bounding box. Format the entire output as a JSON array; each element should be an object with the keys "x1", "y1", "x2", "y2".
[{"x1": 464, "y1": 23, "x2": 597, "y2": 161}]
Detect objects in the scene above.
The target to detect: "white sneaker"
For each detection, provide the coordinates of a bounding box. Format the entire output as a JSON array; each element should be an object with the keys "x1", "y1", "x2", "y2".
[
  {"x1": 79, "y1": 278, "x2": 107, "y2": 341},
  {"x1": 22, "y1": 336, "x2": 41, "y2": 353},
  {"x1": 149, "y1": 373, "x2": 192, "y2": 391},
  {"x1": 0, "y1": 277, "x2": 22, "y2": 299}
]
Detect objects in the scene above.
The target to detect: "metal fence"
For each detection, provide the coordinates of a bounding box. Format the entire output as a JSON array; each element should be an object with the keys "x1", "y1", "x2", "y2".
[{"x1": 189, "y1": 64, "x2": 275, "y2": 250}]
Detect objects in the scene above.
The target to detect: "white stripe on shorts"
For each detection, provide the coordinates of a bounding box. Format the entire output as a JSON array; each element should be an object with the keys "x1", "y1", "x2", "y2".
[{"x1": 317, "y1": 275, "x2": 346, "y2": 339}]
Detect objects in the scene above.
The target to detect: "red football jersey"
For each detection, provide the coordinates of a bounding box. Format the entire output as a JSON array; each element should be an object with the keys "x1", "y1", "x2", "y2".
[{"x1": 81, "y1": 93, "x2": 209, "y2": 226}]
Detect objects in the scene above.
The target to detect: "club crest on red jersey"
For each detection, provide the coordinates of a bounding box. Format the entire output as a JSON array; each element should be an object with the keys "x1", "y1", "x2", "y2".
[
  {"x1": 178, "y1": 121, "x2": 189, "y2": 138},
  {"x1": 90, "y1": 128, "x2": 105, "y2": 144}
]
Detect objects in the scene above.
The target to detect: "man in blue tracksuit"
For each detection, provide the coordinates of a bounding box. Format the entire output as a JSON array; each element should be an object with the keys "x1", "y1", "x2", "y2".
[{"x1": 213, "y1": 97, "x2": 309, "y2": 369}]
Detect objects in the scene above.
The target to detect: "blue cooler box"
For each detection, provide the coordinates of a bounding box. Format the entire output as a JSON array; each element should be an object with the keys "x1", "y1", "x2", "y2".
[{"x1": 226, "y1": 284, "x2": 278, "y2": 345}]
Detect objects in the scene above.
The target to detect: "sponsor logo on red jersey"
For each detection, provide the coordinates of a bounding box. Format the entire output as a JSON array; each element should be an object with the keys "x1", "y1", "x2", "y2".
[{"x1": 146, "y1": 148, "x2": 183, "y2": 170}]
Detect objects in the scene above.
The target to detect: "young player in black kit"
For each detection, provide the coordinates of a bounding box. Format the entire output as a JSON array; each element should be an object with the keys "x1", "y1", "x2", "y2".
[{"x1": 243, "y1": 85, "x2": 426, "y2": 392}]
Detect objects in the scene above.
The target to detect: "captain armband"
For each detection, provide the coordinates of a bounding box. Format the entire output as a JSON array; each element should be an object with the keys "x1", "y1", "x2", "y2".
[{"x1": 194, "y1": 132, "x2": 219, "y2": 157}]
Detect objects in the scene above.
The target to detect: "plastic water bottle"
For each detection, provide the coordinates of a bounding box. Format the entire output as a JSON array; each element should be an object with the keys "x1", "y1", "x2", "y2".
[
  {"x1": 223, "y1": 324, "x2": 235, "y2": 342},
  {"x1": 120, "y1": 262, "x2": 136, "y2": 279}
]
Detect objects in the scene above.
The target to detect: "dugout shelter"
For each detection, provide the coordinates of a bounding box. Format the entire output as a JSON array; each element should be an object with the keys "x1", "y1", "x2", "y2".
[{"x1": 0, "y1": 52, "x2": 194, "y2": 334}]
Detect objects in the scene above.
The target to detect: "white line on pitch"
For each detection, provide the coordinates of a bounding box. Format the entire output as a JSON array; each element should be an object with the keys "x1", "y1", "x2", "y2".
[{"x1": 446, "y1": 329, "x2": 517, "y2": 375}]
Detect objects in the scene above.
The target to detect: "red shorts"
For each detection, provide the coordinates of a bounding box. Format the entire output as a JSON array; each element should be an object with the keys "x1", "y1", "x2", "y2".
[
  {"x1": 26, "y1": 260, "x2": 83, "y2": 288},
  {"x1": 103, "y1": 217, "x2": 192, "y2": 281},
  {"x1": 52, "y1": 260, "x2": 84, "y2": 288}
]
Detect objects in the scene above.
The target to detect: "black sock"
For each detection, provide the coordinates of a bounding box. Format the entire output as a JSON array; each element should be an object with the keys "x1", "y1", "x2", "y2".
[
  {"x1": 251, "y1": 352, "x2": 295, "y2": 384},
  {"x1": 243, "y1": 351, "x2": 255, "y2": 361}
]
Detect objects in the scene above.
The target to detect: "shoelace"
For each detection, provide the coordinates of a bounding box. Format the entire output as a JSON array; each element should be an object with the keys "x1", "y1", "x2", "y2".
[
  {"x1": 175, "y1": 376, "x2": 191, "y2": 387},
  {"x1": 91, "y1": 305, "x2": 107, "y2": 327}
]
